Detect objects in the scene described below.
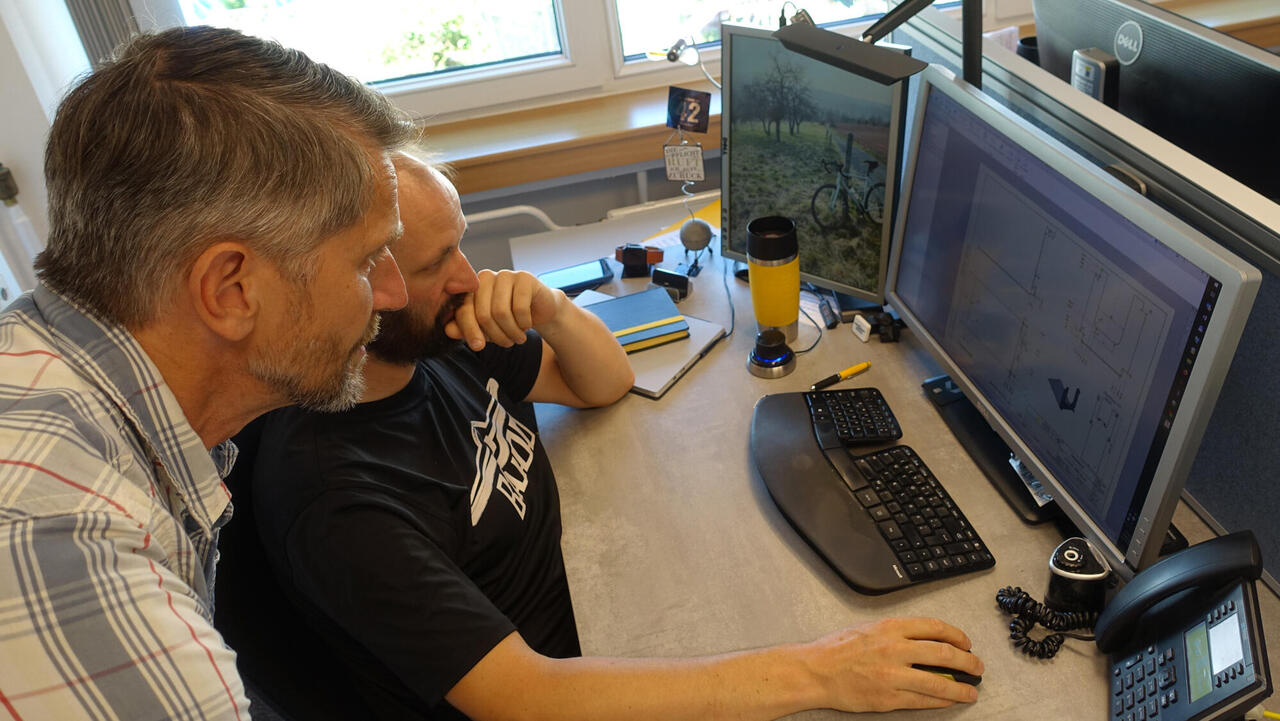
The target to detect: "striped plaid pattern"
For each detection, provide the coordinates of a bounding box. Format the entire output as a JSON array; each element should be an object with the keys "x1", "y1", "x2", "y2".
[{"x1": 0, "y1": 287, "x2": 249, "y2": 720}]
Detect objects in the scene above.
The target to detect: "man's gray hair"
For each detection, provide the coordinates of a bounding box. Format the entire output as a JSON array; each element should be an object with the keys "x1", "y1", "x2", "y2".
[{"x1": 36, "y1": 25, "x2": 422, "y2": 327}]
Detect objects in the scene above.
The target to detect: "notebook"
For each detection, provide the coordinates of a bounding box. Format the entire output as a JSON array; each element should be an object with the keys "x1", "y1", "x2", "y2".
[
  {"x1": 577, "y1": 290, "x2": 726, "y2": 399},
  {"x1": 582, "y1": 287, "x2": 690, "y2": 353}
]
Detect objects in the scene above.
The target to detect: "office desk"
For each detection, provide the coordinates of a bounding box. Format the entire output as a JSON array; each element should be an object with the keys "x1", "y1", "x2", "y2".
[{"x1": 510, "y1": 200, "x2": 1280, "y2": 719}]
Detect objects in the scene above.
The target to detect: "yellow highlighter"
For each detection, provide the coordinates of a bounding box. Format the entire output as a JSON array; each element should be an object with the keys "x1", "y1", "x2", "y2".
[{"x1": 809, "y1": 361, "x2": 871, "y2": 391}]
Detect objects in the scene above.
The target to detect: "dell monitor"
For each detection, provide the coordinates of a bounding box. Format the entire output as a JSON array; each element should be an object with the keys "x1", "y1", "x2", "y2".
[
  {"x1": 886, "y1": 65, "x2": 1260, "y2": 577},
  {"x1": 719, "y1": 24, "x2": 907, "y2": 305},
  {"x1": 1033, "y1": 0, "x2": 1280, "y2": 202},
  {"x1": 889, "y1": 7, "x2": 1280, "y2": 591}
]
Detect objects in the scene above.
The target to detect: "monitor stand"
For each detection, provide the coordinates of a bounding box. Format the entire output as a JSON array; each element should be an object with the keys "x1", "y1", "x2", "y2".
[{"x1": 922, "y1": 374, "x2": 1059, "y2": 525}]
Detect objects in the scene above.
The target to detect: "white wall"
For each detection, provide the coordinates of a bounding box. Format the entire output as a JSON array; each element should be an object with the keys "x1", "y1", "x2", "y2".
[
  {"x1": 0, "y1": 22, "x2": 51, "y2": 248},
  {"x1": 0, "y1": 0, "x2": 90, "y2": 266}
]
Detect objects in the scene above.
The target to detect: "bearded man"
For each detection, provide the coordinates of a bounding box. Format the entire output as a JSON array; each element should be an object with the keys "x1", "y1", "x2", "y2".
[{"x1": 247, "y1": 154, "x2": 983, "y2": 721}]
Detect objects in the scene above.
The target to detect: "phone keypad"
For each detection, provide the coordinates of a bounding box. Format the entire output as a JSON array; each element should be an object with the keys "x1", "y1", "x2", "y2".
[{"x1": 1113, "y1": 645, "x2": 1177, "y2": 721}]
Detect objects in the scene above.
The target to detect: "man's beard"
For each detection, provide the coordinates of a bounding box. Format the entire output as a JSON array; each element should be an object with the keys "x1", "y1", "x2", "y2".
[
  {"x1": 249, "y1": 314, "x2": 382, "y2": 413},
  {"x1": 367, "y1": 294, "x2": 467, "y2": 365}
]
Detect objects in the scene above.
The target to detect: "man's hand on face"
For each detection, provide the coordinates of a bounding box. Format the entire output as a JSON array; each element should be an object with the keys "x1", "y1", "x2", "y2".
[{"x1": 446, "y1": 269, "x2": 566, "y2": 351}]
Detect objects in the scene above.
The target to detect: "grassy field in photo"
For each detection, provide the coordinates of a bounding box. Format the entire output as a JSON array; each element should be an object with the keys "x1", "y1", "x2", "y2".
[{"x1": 728, "y1": 121, "x2": 886, "y2": 293}]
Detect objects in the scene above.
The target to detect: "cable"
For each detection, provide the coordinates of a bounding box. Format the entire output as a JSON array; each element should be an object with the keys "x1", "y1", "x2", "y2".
[
  {"x1": 651, "y1": 36, "x2": 720, "y2": 89},
  {"x1": 683, "y1": 36, "x2": 721, "y2": 89},
  {"x1": 721, "y1": 260, "x2": 737, "y2": 340},
  {"x1": 995, "y1": 586, "x2": 1097, "y2": 659},
  {"x1": 795, "y1": 306, "x2": 822, "y2": 354},
  {"x1": 780, "y1": 2, "x2": 798, "y2": 28},
  {"x1": 802, "y1": 284, "x2": 839, "y2": 329},
  {"x1": 779, "y1": 2, "x2": 814, "y2": 28},
  {"x1": 660, "y1": 127, "x2": 712, "y2": 276}
]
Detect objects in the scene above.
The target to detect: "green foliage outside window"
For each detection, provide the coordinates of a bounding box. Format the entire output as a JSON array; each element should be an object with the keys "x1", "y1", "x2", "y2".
[{"x1": 382, "y1": 16, "x2": 473, "y2": 70}]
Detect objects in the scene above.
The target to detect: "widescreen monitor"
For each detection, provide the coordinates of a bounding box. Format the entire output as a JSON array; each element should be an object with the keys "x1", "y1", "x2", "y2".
[
  {"x1": 890, "y1": 7, "x2": 1280, "y2": 592},
  {"x1": 1033, "y1": 0, "x2": 1280, "y2": 202},
  {"x1": 719, "y1": 24, "x2": 906, "y2": 304},
  {"x1": 886, "y1": 65, "x2": 1260, "y2": 577}
]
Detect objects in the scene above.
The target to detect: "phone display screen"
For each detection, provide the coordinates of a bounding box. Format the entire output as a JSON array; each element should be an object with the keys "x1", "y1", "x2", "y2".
[
  {"x1": 1184, "y1": 612, "x2": 1249, "y2": 704},
  {"x1": 1185, "y1": 622, "x2": 1212, "y2": 701},
  {"x1": 1210, "y1": 613, "x2": 1244, "y2": 674}
]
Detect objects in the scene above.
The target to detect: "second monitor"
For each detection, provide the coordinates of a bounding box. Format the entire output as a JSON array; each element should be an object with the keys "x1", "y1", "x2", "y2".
[
  {"x1": 886, "y1": 65, "x2": 1260, "y2": 578},
  {"x1": 719, "y1": 23, "x2": 907, "y2": 306}
]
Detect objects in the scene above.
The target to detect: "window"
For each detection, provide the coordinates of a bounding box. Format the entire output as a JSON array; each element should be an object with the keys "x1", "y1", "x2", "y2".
[
  {"x1": 131, "y1": 0, "x2": 609, "y2": 119},
  {"x1": 116, "y1": 0, "x2": 970, "y2": 120},
  {"x1": 175, "y1": 1, "x2": 563, "y2": 86}
]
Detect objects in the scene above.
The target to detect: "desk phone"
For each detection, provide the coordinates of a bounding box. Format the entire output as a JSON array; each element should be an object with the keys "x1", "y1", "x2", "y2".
[{"x1": 1096, "y1": 532, "x2": 1271, "y2": 721}]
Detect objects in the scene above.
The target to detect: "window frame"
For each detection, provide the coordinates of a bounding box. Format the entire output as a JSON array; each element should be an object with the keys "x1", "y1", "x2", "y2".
[
  {"x1": 124, "y1": 0, "x2": 981, "y2": 122},
  {"x1": 128, "y1": 0, "x2": 630, "y2": 120}
]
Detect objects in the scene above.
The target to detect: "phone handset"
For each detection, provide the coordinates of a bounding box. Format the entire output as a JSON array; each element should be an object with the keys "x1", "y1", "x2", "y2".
[{"x1": 1094, "y1": 530, "x2": 1262, "y2": 654}]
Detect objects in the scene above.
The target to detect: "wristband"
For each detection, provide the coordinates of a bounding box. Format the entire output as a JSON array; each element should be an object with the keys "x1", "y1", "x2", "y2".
[{"x1": 615, "y1": 243, "x2": 664, "y2": 266}]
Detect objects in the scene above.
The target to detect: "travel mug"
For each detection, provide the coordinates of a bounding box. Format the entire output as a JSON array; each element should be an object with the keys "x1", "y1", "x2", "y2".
[{"x1": 746, "y1": 216, "x2": 800, "y2": 341}]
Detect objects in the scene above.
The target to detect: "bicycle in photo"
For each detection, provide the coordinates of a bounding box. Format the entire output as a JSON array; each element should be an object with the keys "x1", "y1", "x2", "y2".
[{"x1": 810, "y1": 131, "x2": 886, "y2": 232}]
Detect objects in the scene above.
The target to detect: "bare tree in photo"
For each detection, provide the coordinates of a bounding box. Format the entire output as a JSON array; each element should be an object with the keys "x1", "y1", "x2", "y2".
[{"x1": 758, "y1": 51, "x2": 814, "y2": 141}]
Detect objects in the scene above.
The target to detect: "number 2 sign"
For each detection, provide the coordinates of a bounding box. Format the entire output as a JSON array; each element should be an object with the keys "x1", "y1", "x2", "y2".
[{"x1": 666, "y1": 86, "x2": 711, "y2": 134}]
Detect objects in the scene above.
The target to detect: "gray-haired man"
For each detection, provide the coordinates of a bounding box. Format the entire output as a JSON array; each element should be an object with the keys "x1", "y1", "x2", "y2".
[{"x1": 0, "y1": 26, "x2": 416, "y2": 719}]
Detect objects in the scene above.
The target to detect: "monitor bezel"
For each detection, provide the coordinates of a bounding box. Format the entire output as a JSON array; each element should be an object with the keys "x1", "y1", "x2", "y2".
[
  {"x1": 885, "y1": 65, "x2": 1261, "y2": 578},
  {"x1": 1034, "y1": 0, "x2": 1280, "y2": 79},
  {"x1": 888, "y1": 7, "x2": 1280, "y2": 276},
  {"x1": 719, "y1": 22, "x2": 907, "y2": 304},
  {"x1": 1031, "y1": 0, "x2": 1280, "y2": 203}
]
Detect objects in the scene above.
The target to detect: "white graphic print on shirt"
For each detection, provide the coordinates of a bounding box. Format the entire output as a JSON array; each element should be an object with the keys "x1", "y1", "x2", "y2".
[{"x1": 469, "y1": 378, "x2": 537, "y2": 526}]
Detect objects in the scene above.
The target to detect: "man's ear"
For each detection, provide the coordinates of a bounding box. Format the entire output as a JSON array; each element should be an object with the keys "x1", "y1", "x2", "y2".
[{"x1": 186, "y1": 241, "x2": 264, "y2": 342}]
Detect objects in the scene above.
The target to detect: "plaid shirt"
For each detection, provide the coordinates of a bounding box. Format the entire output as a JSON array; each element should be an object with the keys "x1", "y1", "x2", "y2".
[{"x1": 0, "y1": 286, "x2": 249, "y2": 720}]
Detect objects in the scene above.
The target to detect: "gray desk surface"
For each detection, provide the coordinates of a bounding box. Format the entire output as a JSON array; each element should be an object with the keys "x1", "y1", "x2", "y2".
[{"x1": 510, "y1": 199, "x2": 1280, "y2": 719}]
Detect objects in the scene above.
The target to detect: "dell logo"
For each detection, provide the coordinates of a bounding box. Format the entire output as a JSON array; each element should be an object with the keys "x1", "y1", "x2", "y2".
[{"x1": 1114, "y1": 20, "x2": 1143, "y2": 65}]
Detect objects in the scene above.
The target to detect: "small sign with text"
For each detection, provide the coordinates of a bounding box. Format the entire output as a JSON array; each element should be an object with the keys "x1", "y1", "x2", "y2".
[{"x1": 664, "y1": 144, "x2": 705, "y2": 182}]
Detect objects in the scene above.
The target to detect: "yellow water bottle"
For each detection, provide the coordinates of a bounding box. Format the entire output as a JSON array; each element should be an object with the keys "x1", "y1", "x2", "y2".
[{"x1": 746, "y1": 216, "x2": 800, "y2": 341}]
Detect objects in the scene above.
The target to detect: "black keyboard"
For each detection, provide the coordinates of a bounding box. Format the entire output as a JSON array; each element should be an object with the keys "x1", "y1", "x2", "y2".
[
  {"x1": 805, "y1": 388, "x2": 902, "y2": 447},
  {"x1": 843, "y1": 445, "x2": 994, "y2": 582},
  {"x1": 750, "y1": 392, "x2": 995, "y2": 593}
]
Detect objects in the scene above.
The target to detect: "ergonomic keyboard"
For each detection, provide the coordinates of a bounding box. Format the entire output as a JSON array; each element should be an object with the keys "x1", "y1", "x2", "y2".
[
  {"x1": 750, "y1": 391, "x2": 995, "y2": 594},
  {"x1": 805, "y1": 388, "x2": 902, "y2": 446}
]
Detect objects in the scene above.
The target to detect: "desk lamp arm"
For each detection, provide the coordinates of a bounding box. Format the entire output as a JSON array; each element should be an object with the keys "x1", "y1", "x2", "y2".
[{"x1": 860, "y1": 0, "x2": 984, "y2": 88}]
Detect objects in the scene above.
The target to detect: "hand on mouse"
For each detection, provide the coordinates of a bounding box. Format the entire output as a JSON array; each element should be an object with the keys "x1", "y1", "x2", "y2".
[{"x1": 803, "y1": 617, "x2": 984, "y2": 712}]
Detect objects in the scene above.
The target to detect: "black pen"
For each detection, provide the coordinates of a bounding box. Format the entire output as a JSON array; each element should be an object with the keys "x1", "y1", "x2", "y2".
[{"x1": 809, "y1": 361, "x2": 871, "y2": 391}]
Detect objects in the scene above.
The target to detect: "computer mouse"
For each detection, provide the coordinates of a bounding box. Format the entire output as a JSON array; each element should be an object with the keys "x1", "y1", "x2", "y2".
[{"x1": 912, "y1": 664, "x2": 982, "y2": 686}]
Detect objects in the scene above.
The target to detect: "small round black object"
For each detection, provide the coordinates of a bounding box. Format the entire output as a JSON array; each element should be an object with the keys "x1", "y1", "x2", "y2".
[
  {"x1": 1016, "y1": 35, "x2": 1039, "y2": 66},
  {"x1": 752, "y1": 330, "x2": 790, "y2": 365},
  {"x1": 748, "y1": 329, "x2": 796, "y2": 378}
]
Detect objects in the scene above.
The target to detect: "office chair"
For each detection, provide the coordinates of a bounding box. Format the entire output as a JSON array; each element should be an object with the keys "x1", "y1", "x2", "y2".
[{"x1": 214, "y1": 416, "x2": 370, "y2": 721}]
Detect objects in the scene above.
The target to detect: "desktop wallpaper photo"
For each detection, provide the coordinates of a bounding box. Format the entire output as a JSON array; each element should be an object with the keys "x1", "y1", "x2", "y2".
[{"x1": 726, "y1": 32, "x2": 896, "y2": 295}]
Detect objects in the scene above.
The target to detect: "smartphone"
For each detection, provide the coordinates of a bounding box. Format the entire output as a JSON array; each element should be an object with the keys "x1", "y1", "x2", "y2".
[{"x1": 536, "y1": 258, "x2": 614, "y2": 296}]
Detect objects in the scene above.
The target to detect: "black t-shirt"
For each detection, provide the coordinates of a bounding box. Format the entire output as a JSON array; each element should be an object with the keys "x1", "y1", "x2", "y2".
[{"x1": 253, "y1": 334, "x2": 580, "y2": 720}]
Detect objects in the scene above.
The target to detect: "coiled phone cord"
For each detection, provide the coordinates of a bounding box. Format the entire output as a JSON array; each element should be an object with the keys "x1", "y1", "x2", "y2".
[{"x1": 996, "y1": 586, "x2": 1098, "y2": 659}]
